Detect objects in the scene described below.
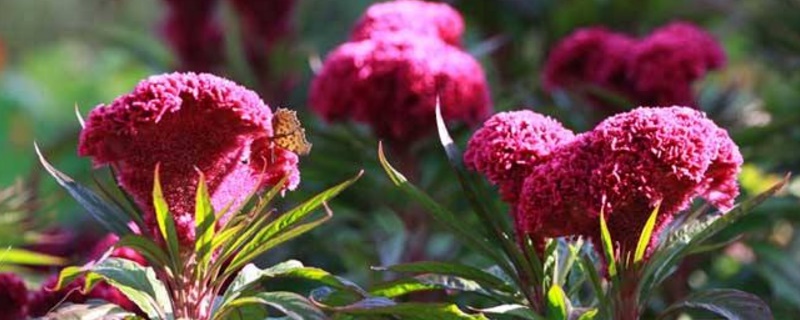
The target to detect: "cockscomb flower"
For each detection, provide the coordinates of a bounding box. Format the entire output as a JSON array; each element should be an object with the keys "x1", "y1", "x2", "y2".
[
  {"x1": 543, "y1": 27, "x2": 634, "y2": 97},
  {"x1": 516, "y1": 107, "x2": 741, "y2": 256},
  {"x1": 351, "y1": 0, "x2": 465, "y2": 46},
  {"x1": 543, "y1": 22, "x2": 725, "y2": 111},
  {"x1": 464, "y1": 110, "x2": 575, "y2": 203},
  {"x1": 626, "y1": 22, "x2": 727, "y2": 106},
  {"x1": 161, "y1": 0, "x2": 224, "y2": 71},
  {"x1": 78, "y1": 72, "x2": 300, "y2": 246},
  {"x1": 88, "y1": 234, "x2": 149, "y2": 266},
  {"x1": 0, "y1": 272, "x2": 28, "y2": 320},
  {"x1": 28, "y1": 275, "x2": 137, "y2": 317},
  {"x1": 311, "y1": 34, "x2": 491, "y2": 147}
]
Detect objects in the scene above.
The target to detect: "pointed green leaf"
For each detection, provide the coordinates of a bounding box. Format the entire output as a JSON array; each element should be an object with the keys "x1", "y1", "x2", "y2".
[
  {"x1": 546, "y1": 285, "x2": 568, "y2": 320},
  {"x1": 224, "y1": 291, "x2": 326, "y2": 320},
  {"x1": 194, "y1": 173, "x2": 216, "y2": 275},
  {"x1": 35, "y1": 144, "x2": 132, "y2": 237},
  {"x1": 576, "y1": 308, "x2": 598, "y2": 320},
  {"x1": 634, "y1": 202, "x2": 661, "y2": 264},
  {"x1": 598, "y1": 209, "x2": 616, "y2": 277},
  {"x1": 473, "y1": 304, "x2": 544, "y2": 320},
  {"x1": 152, "y1": 166, "x2": 180, "y2": 271},
  {"x1": 115, "y1": 235, "x2": 169, "y2": 268},
  {"x1": 54, "y1": 266, "x2": 88, "y2": 291},
  {"x1": 658, "y1": 289, "x2": 772, "y2": 320},
  {"x1": 91, "y1": 258, "x2": 173, "y2": 320},
  {"x1": 373, "y1": 261, "x2": 515, "y2": 294},
  {"x1": 0, "y1": 248, "x2": 65, "y2": 266},
  {"x1": 330, "y1": 301, "x2": 487, "y2": 320},
  {"x1": 42, "y1": 302, "x2": 137, "y2": 319}
]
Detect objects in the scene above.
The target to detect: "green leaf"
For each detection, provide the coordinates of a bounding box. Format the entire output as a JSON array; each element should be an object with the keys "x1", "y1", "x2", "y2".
[
  {"x1": 370, "y1": 274, "x2": 496, "y2": 300},
  {"x1": 54, "y1": 265, "x2": 88, "y2": 291},
  {"x1": 152, "y1": 166, "x2": 181, "y2": 271},
  {"x1": 434, "y1": 104, "x2": 537, "y2": 289},
  {"x1": 576, "y1": 308, "x2": 598, "y2": 320},
  {"x1": 377, "y1": 143, "x2": 510, "y2": 275},
  {"x1": 42, "y1": 302, "x2": 139, "y2": 320},
  {"x1": 115, "y1": 235, "x2": 169, "y2": 268},
  {"x1": 634, "y1": 202, "x2": 660, "y2": 265},
  {"x1": 226, "y1": 171, "x2": 362, "y2": 274},
  {"x1": 35, "y1": 144, "x2": 132, "y2": 237},
  {"x1": 224, "y1": 291, "x2": 325, "y2": 320},
  {"x1": 90, "y1": 257, "x2": 173, "y2": 320},
  {"x1": 658, "y1": 289, "x2": 773, "y2": 320},
  {"x1": 0, "y1": 248, "x2": 65, "y2": 266},
  {"x1": 194, "y1": 173, "x2": 216, "y2": 276},
  {"x1": 598, "y1": 209, "x2": 616, "y2": 277},
  {"x1": 373, "y1": 261, "x2": 515, "y2": 294},
  {"x1": 331, "y1": 300, "x2": 487, "y2": 320},
  {"x1": 472, "y1": 304, "x2": 544, "y2": 320},
  {"x1": 546, "y1": 285, "x2": 568, "y2": 320}
]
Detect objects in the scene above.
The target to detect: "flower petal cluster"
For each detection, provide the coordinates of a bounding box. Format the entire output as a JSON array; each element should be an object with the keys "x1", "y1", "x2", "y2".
[
  {"x1": 543, "y1": 22, "x2": 725, "y2": 111},
  {"x1": 78, "y1": 72, "x2": 300, "y2": 246},
  {"x1": 464, "y1": 110, "x2": 575, "y2": 202},
  {"x1": 0, "y1": 272, "x2": 28, "y2": 320},
  {"x1": 467, "y1": 106, "x2": 741, "y2": 257},
  {"x1": 350, "y1": 0, "x2": 465, "y2": 46},
  {"x1": 311, "y1": 0, "x2": 491, "y2": 148}
]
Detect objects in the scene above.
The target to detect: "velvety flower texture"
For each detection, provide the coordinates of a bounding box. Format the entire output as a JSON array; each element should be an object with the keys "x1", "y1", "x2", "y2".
[
  {"x1": 161, "y1": 0, "x2": 224, "y2": 71},
  {"x1": 0, "y1": 272, "x2": 28, "y2": 320},
  {"x1": 78, "y1": 72, "x2": 300, "y2": 246},
  {"x1": 544, "y1": 22, "x2": 725, "y2": 111},
  {"x1": 351, "y1": 0, "x2": 465, "y2": 46},
  {"x1": 516, "y1": 107, "x2": 741, "y2": 255},
  {"x1": 464, "y1": 110, "x2": 575, "y2": 203},
  {"x1": 28, "y1": 275, "x2": 137, "y2": 317}
]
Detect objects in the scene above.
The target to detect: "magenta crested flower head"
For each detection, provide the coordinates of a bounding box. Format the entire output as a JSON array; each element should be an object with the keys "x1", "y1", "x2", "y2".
[
  {"x1": 543, "y1": 27, "x2": 634, "y2": 95},
  {"x1": 543, "y1": 22, "x2": 725, "y2": 111},
  {"x1": 78, "y1": 72, "x2": 300, "y2": 246},
  {"x1": 627, "y1": 22, "x2": 727, "y2": 106},
  {"x1": 310, "y1": 34, "x2": 491, "y2": 147},
  {"x1": 0, "y1": 272, "x2": 28, "y2": 320},
  {"x1": 464, "y1": 110, "x2": 575, "y2": 203},
  {"x1": 351, "y1": 0, "x2": 465, "y2": 46},
  {"x1": 516, "y1": 106, "x2": 741, "y2": 255}
]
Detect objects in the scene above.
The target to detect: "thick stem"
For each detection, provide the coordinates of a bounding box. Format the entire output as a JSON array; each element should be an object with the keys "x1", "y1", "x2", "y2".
[
  {"x1": 615, "y1": 271, "x2": 641, "y2": 320},
  {"x1": 391, "y1": 146, "x2": 432, "y2": 263}
]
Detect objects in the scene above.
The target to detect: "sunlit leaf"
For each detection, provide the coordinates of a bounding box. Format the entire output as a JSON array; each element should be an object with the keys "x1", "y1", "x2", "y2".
[
  {"x1": 152, "y1": 166, "x2": 181, "y2": 272},
  {"x1": 91, "y1": 258, "x2": 173, "y2": 320},
  {"x1": 223, "y1": 291, "x2": 325, "y2": 320},
  {"x1": 598, "y1": 209, "x2": 616, "y2": 277},
  {"x1": 634, "y1": 202, "x2": 660, "y2": 265},
  {"x1": 0, "y1": 248, "x2": 65, "y2": 266},
  {"x1": 546, "y1": 285, "x2": 568, "y2": 320},
  {"x1": 194, "y1": 173, "x2": 216, "y2": 276},
  {"x1": 374, "y1": 261, "x2": 515, "y2": 294},
  {"x1": 472, "y1": 304, "x2": 544, "y2": 320}
]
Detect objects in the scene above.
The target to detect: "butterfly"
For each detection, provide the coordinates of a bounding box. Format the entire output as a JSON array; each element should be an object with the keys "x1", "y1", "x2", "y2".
[{"x1": 270, "y1": 108, "x2": 312, "y2": 156}]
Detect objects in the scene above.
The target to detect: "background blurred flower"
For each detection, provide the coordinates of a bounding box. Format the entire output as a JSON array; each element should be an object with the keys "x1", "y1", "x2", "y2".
[
  {"x1": 464, "y1": 110, "x2": 575, "y2": 203},
  {"x1": 78, "y1": 72, "x2": 301, "y2": 246},
  {"x1": 516, "y1": 107, "x2": 741, "y2": 256},
  {"x1": 311, "y1": 33, "x2": 491, "y2": 148},
  {"x1": 543, "y1": 22, "x2": 725, "y2": 112},
  {"x1": 350, "y1": 0, "x2": 465, "y2": 46},
  {"x1": 161, "y1": 0, "x2": 224, "y2": 72},
  {"x1": 28, "y1": 274, "x2": 137, "y2": 317},
  {"x1": 0, "y1": 272, "x2": 28, "y2": 320}
]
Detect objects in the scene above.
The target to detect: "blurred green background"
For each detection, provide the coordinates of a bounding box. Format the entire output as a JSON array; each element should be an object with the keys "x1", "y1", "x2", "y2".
[{"x1": 1, "y1": 0, "x2": 799, "y2": 318}]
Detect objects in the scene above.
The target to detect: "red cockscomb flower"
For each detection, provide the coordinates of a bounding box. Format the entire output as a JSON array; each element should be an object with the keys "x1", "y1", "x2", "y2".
[
  {"x1": 0, "y1": 272, "x2": 28, "y2": 320},
  {"x1": 626, "y1": 22, "x2": 727, "y2": 106},
  {"x1": 28, "y1": 275, "x2": 137, "y2": 317},
  {"x1": 516, "y1": 107, "x2": 741, "y2": 256},
  {"x1": 464, "y1": 110, "x2": 575, "y2": 203},
  {"x1": 161, "y1": 0, "x2": 225, "y2": 71},
  {"x1": 89, "y1": 234, "x2": 148, "y2": 266},
  {"x1": 543, "y1": 22, "x2": 725, "y2": 112},
  {"x1": 351, "y1": 0, "x2": 465, "y2": 46},
  {"x1": 78, "y1": 72, "x2": 300, "y2": 246},
  {"x1": 311, "y1": 34, "x2": 491, "y2": 147}
]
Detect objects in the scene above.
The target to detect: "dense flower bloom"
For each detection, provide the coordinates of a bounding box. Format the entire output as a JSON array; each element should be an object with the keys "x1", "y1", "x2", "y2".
[
  {"x1": 543, "y1": 22, "x2": 725, "y2": 111},
  {"x1": 28, "y1": 275, "x2": 137, "y2": 317},
  {"x1": 351, "y1": 0, "x2": 465, "y2": 46},
  {"x1": 161, "y1": 0, "x2": 224, "y2": 71},
  {"x1": 627, "y1": 22, "x2": 727, "y2": 106},
  {"x1": 0, "y1": 272, "x2": 28, "y2": 320},
  {"x1": 78, "y1": 72, "x2": 300, "y2": 246},
  {"x1": 464, "y1": 110, "x2": 575, "y2": 203},
  {"x1": 515, "y1": 107, "x2": 741, "y2": 254},
  {"x1": 311, "y1": 34, "x2": 491, "y2": 147}
]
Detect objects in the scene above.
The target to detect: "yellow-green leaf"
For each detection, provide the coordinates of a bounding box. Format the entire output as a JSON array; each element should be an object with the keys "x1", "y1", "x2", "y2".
[
  {"x1": 634, "y1": 202, "x2": 661, "y2": 264},
  {"x1": 599, "y1": 209, "x2": 616, "y2": 277}
]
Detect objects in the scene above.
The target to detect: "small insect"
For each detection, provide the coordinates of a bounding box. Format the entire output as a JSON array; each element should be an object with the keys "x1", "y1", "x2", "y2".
[{"x1": 270, "y1": 108, "x2": 312, "y2": 156}]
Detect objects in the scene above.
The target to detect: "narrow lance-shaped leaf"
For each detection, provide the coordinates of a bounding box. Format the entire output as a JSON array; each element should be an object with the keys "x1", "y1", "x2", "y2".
[
  {"x1": 634, "y1": 202, "x2": 661, "y2": 265},
  {"x1": 373, "y1": 261, "x2": 516, "y2": 294},
  {"x1": 34, "y1": 143, "x2": 132, "y2": 237},
  {"x1": 546, "y1": 285, "x2": 568, "y2": 320},
  {"x1": 152, "y1": 165, "x2": 181, "y2": 271},
  {"x1": 194, "y1": 172, "x2": 216, "y2": 276},
  {"x1": 599, "y1": 208, "x2": 616, "y2": 277}
]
